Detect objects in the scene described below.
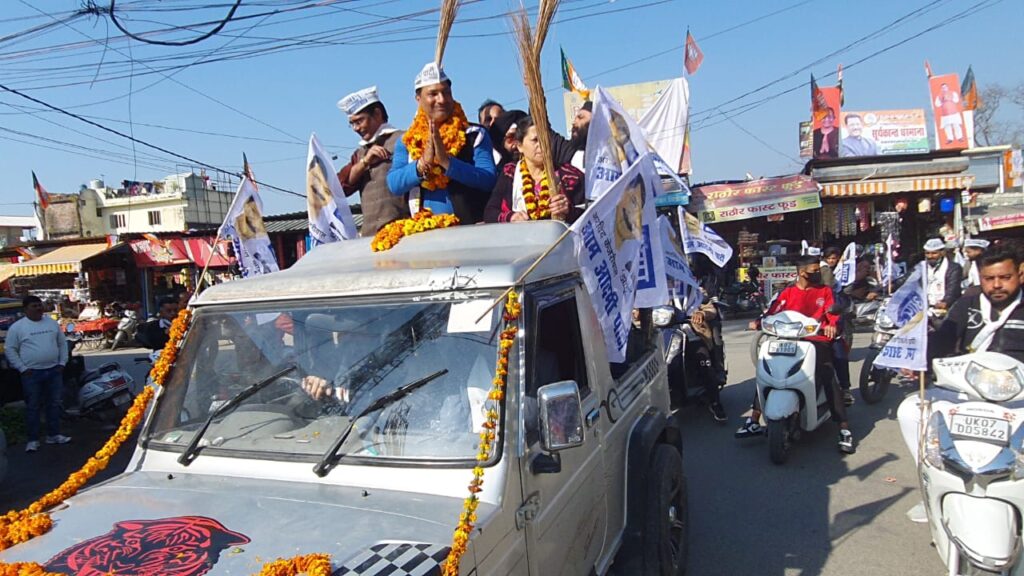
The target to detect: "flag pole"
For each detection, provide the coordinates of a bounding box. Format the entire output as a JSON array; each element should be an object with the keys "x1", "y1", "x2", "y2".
[
  {"x1": 916, "y1": 261, "x2": 929, "y2": 466},
  {"x1": 474, "y1": 226, "x2": 573, "y2": 323}
]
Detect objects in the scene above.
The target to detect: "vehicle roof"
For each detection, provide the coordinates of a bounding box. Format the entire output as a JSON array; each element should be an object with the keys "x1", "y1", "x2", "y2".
[{"x1": 195, "y1": 221, "x2": 576, "y2": 305}]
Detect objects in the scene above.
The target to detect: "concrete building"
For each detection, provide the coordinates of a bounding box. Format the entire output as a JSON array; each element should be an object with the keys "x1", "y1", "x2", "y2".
[
  {"x1": 89, "y1": 174, "x2": 234, "y2": 235},
  {"x1": 0, "y1": 216, "x2": 39, "y2": 247}
]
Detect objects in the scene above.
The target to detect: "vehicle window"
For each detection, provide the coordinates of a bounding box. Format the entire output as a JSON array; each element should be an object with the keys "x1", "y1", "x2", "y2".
[
  {"x1": 529, "y1": 296, "x2": 590, "y2": 398},
  {"x1": 149, "y1": 296, "x2": 503, "y2": 464},
  {"x1": 609, "y1": 310, "x2": 657, "y2": 380}
]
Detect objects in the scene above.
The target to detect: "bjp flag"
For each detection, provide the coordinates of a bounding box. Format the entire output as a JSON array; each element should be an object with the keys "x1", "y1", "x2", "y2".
[{"x1": 683, "y1": 31, "x2": 703, "y2": 75}]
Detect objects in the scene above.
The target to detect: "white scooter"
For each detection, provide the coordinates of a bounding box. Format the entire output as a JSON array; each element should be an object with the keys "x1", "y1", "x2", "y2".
[
  {"x1": 755, "y1": 310, "x2": 833, "y2": 464},
  {"x1": 912, "y1": 351, "x2": 1024, "y2": 576}
]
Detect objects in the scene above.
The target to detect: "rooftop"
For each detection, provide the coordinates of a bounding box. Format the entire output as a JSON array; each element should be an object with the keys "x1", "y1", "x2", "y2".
[
  {"x1": 0, "y1": 216, "x2": 37, "y2": 229},
  {"x1": 195, "y1": 221, "x2": 575, "y2": 305}
]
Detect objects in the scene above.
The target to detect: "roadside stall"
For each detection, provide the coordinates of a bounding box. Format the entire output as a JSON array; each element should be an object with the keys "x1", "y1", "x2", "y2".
[{"x1": 12, "y1": 243, "x2": 125, "y2": 305}]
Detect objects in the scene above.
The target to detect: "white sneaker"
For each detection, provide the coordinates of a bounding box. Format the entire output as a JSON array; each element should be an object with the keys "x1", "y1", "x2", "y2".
[
  {"x1": 25, "y1": 441, "x2": 39, "y2": 452},
  {"x1": 45, "y1": 435, "x2": 71, "y2": 445}
]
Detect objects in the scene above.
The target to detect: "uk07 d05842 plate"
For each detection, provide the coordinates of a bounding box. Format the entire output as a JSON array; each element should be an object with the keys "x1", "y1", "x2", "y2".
[
  {"x1": 949, "y1": 413, "x2": 1010, "y2": 445},
  {"x1": 767, "y1": 341, "x2": 798, "y2": 356}
]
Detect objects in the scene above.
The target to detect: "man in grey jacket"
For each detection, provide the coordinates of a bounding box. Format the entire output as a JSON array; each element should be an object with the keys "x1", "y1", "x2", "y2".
[{"x1": 5, "y1": 295, "x2": 70, "y2": 452}]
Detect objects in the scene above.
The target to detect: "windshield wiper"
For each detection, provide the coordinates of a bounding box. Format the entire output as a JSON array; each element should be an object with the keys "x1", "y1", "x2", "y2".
[
  {"x1": 313, "y1": 368, "x2": 449, "y2": 477},
  {"x1": 178, "y1": 364, "x2": 297, "y2": 466}
]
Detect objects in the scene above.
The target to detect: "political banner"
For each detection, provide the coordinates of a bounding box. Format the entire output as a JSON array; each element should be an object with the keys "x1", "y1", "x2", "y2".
[
  {"x1": 798, "y1": 121, "x2": 813, "y2": 158},
  {"x1": 874, "y1": 262, "x2": 928, "y2": 371},
  {"x1": 660, "y1": 215, "x2": 702, "y2": 315},
  {"x1": 834, "y1": 242, "x2": 857, "y2": 288},
  {"x1": 679, "y1": 208, "x2": 733, "y2": 267},
  {"x1": 571, "y1": 155, "x2": 657, "y2": 362},
  {"x1": 929, "y1": 73, "x2": 969, "y2": 151},
  {"x1": 811, "y1": 82, "x2": 841, "y2": 159},
  {"x1": 306, "y1": 133, "x2": 358, "y2": 246},
  {"x1": 839, "y1": 110, "x2": 929, "y2": 157},
  {"x1": 219, "y1": 176, "x2": 279, "y2": 278},
  {"x1": 630, "y1": 156, "x2": 669, "y2": 309},
  {"x1": 580, "y1": 84, "x2": 689, "y2": 199}
]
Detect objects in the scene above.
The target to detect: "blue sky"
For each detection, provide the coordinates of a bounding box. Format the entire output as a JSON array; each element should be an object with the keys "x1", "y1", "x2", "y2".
[{"x1": 0, "y1": 0, "x2": 1020, "y2": 216}]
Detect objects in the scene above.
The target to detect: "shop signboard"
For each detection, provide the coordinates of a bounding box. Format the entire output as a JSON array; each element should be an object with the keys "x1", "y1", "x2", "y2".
[
  {"x1": 130, "y1": 237, "x2": 190, "y2": 267},
  {"x1": 690, "y1": 175, "x2": 821, "y2": 223},
  {"x1": 838, "y1": 110, "x2": 929, "y2": 156},
  {"x1": 979, "y1": 212, "x2": 1024, "y2": 232},
  {"x1": 760, "y1": 266, "x2": 798, "y2": 302},
  {"x1": 799, "y1": 121, "x2": 812, "y2": 158}
]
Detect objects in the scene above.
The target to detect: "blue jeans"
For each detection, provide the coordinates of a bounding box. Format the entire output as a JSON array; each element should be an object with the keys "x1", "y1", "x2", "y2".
[{"x1": 21, "y1": 366, "x2": 62, "y2": 441}]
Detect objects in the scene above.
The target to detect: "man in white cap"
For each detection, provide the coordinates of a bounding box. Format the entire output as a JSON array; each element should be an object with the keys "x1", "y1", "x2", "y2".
[
  {"x1": 962, "y1": 237, "x2": 990, "y2": 290},
  {"x1": 387, "y1": 62, "x2": 497, "y2": 224},
  {"x1": 923, "y1": 237, "x2": 963, "y2": 315},
  {"x1": 336, "y1": 86, "x2": 409, "y2": 236}
]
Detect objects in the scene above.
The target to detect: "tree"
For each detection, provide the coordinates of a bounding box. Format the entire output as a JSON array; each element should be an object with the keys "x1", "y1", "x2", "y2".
[{"x1": 973, "y1": 83, "x2": 1024, "y2": 147}]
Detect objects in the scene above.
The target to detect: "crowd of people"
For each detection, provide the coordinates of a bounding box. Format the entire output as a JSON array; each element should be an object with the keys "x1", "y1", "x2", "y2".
[{"x1": 333, "y1": 62, "x2": 592, "y2": 237}]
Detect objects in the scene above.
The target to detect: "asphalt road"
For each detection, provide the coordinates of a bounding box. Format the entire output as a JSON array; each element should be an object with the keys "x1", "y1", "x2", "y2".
[{"x1": 681, "y1": 319, "x2": 945, "y2": 576}]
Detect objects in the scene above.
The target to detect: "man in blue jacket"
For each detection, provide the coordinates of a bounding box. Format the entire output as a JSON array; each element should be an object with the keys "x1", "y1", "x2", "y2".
[{"x1": 387, "y1": 62, "x2": 497, "y2": 224}]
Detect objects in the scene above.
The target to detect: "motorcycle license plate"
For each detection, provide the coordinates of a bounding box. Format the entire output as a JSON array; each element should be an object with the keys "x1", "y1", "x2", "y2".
[
  {"x1": 112, "y1": 393, "x2": 131, "y2": 407},
  {"x1": 949, "y1": 414, "x2": 1010, "y2": 445},
  {"x1": 767, "y1": 341, "x2": 797, "y2": 356}
]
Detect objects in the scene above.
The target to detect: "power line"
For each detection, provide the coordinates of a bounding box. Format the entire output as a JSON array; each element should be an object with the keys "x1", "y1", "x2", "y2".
[{"x1": 109, "y1": 0, "x2": 243, "y2": 46}]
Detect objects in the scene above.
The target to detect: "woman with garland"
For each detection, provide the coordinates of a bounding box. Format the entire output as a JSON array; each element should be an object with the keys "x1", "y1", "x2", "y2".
[{"x1": 484, "y1": 117, "x2": 585, "y2": 225}]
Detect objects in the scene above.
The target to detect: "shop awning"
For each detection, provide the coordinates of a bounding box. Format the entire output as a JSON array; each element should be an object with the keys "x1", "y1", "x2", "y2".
[
  {"x1": 821, "y1": 175, "x2": 974, "y2": 198},
  {"x1": 0, "y1": 263, "x2": 15, "y2": 284},
  {"x1": 14, "y1": 243, "x2": 112, "y2": 277},
  {"x1": 184, "y1": 237, "x2": 234, "y2": 268},
  {"x1": 690, "y1": 175, "x2": 820, "y2": 223},
  {"x1": 130, "y1": 237, "x2": 191, "y2": 267}
]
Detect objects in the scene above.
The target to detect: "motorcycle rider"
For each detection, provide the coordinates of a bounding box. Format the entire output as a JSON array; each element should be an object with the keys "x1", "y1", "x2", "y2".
[
  {"x1": 690, "y1": 296, "x2": 728, "y2": 422},
  {"x1": 821, "y1": 246, "x2": 855, "y2": 405},
  {"x1": 923, "y1": 237, "x2": 963, "y2": 324},
  {"x1": 737, "y1": 256, "x2": 855, "y2": 454}
]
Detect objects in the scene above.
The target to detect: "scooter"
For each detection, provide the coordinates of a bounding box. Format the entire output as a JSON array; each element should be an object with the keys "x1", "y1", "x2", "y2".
[
  {"x1": 911, "y1": 351, "x2": 1024, "y2": 576},
  {"x1": 110, "y1": 310, "x2": 138, "y2": 350},
  {"x1": 755, "y1": 310, "x2": 833, "y2": 464},
  {"x1": 858, "y1": 297, "x2": 897, "y2": 404},
  {"x1": 62, "y1": 333, "x2": 137, "y2": 420},
  {"x1": 660, "y1": 305, "x2": 728, "y2": 411}
]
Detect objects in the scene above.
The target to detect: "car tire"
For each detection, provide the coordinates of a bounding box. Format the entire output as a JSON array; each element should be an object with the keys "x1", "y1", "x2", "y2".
[
  {"x1": 858, "y1": 348, "x2": 891, "y2": 405},
  {"x1": 768, "y1": 419, "x2": 788, "y2": 465},
  {"x1": 643, "y1": 444, "x2": 687, "y2": 576}
]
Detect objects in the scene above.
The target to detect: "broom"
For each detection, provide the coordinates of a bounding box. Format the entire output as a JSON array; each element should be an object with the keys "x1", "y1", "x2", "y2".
[{"x1": 435, "y1": 0, "x2": 461, "y2": 65}]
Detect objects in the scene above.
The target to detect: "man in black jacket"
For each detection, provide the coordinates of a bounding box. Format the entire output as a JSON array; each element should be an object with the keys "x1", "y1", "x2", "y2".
[
  {"x1": 923, "y1": 238, "x2": 963, "y2": 316},
  {"x1": 136, "y1": 298, "x2": 179, "y2": 351}
]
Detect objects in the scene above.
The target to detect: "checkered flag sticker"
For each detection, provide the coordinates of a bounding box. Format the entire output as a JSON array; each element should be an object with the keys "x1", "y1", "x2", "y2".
[{"x1": 333, "y1": 542, "x2": 450, "y2": 575}]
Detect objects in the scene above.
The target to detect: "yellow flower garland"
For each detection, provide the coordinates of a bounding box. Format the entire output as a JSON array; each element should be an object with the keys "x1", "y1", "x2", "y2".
[
  {"x1": 402, "y1": 102, "x2": 469, "y2": 192},
  {"x1": 518, "y1": 161, "x2": 551, "y2": 220},
  {"x1": 441, "y1": 290, "x2": 520, "y2": 576},
  {"x1": 255, "y1": 553, "x2": 332, "y2": 576},
  {"x1": 371, "y1": 209, "x2": 460, "y2": 252}
]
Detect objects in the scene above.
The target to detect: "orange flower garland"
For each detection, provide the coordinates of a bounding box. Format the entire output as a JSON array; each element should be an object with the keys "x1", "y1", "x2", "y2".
[
  {"x1": 371, "y1": 208, "x2": 460, "y2": 252},
  {"x1": 441, "y1": 290, "x2": 520, "y2": 576},
  {"x1": 518, "y1": 161, "x2": 551, "y2": 220},
  {"x1": 255, "y1": 553, "x2": 332, "y2": 576},
  {"x1": 402, "y1": 102, "x2": 469, "y2": 192},
  {"x1": 0, "y1": 308, "x2": 191, "y2": 561}
]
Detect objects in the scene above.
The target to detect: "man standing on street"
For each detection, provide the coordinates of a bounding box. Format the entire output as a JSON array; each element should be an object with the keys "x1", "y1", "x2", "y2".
[
  {"x1": 336, "y1": 86, "x2": 409, "y2": 236},
  {"x1": 5, "y1": 295, "x2": 71, "y2": 452}
]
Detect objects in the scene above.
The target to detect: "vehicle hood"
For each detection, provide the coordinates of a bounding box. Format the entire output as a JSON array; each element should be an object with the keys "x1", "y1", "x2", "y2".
[{"x1": 1, "y1": 471, "x2": 470, "y2": 575}]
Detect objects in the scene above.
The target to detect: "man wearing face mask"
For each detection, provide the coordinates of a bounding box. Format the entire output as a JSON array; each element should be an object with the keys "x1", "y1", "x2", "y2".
[
  {"x1": 737, "y1": 257, "x2": 854, "y2": 454},
  {"x1": 923, "y1": 238, "x2": 963, "y2": 321}
]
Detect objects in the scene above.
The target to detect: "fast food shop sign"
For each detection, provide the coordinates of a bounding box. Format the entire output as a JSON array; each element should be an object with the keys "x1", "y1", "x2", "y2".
[{"x1": 690, "y1": 175, "x2": 822, "y2": 223}]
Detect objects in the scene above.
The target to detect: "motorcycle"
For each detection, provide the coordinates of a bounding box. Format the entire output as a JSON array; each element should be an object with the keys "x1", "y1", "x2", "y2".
[
  {"x1": 857, "y1": 297, "x2": 897, "y2": 404},
  {"x1": 110, "y1": 310, "x2": 139, "y2": 350},
  {"x1": 755, "y1": 310, "x2": 835, "y2": 464},
  {"x1": 909, "y1": 351, "x2": 1024, "y2": 576},
  {"x1": 721, "y1": 281, "x2": 765, "y2": 315}
]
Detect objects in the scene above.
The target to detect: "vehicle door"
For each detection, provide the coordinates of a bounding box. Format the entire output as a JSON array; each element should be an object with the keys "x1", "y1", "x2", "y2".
[{"x1": 520, "y1": 281, "x2": 608, "y2": 575}]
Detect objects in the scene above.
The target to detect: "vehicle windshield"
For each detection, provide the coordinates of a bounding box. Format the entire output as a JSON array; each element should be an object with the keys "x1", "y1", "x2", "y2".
[{"x1": 148, "y1": 294, "x2": 504, "y2": 464}]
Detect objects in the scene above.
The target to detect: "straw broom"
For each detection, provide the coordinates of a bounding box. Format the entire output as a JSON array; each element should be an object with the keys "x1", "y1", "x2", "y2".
[
  {"x1": 435, "y1": 0, "x2": 461, "y2": 65},
  {"x1": 511, "y1": 4, "x2": 562, "y2": 200}
]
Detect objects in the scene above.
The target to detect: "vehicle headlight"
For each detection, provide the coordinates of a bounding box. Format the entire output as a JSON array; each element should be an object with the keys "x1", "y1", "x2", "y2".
[
  {"x1": 924, "y1": 411, "x2": 945, "y2": 471},
  {"x1": 773, "y1": 321, "x2": 803, "y2": 339},
  {"x1": 965, "y1": 362, "x2": 1024, "y2": 402},
  {"x1": 652, "y1": 306, "x2": 676, "y2": 327},
  {"x1": 875, "y1": 307, "x2": 895, "y2": 329}
]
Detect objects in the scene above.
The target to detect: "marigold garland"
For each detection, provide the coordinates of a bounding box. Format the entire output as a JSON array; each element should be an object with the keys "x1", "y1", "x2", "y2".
[
  {"x1": 441, "y1": 290, "x2": 520, "y2": 576},
  {"x1": 371, "y1": 208, "x2": 460, "y2": 252},
  {"x1": 518, "y1": 161, "x2": 551, "y2": 220},
  {"x1": 255, "y1": 553, "x2": 333, "y2": 576},
  {"x1": 402, "y1": 102, "x2": 469, "y2": 192}
]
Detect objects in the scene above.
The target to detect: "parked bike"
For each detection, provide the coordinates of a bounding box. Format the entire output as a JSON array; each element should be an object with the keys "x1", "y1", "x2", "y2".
[{"x1": 110, "y1": 310, "x2": 139, "y2": 350}]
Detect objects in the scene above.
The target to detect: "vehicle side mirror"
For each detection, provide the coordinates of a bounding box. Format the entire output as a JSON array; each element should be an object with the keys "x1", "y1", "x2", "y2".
[
  {"x1": 652, "y1": 306, "x2": 677, "y2": 327},
  {"x1": 538, "y1": 380, "x2": 585, "y2": 453}
]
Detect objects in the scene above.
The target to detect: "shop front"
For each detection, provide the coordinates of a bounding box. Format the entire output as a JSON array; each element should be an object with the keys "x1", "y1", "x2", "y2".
[
  {"x1": 129, "y1": 235, "x2": 234, "y2": 314},
  {"x1": 12, "y1": 242, "x2": 134, "y2": 310}
]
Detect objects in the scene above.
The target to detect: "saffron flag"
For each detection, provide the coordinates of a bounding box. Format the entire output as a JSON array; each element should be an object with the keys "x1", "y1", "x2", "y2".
[
  {"x1": 834, "y1": 242, "x2": 858, "y2": 288},
  {"x1": 683, "y1": 30, "x2": 703, "y2": 75},
  {"x1": 306, "y1": 133, "x2": 358, "y2": 245},
  {"x1": 679, "y1": 208, "x2": 732, "y2": 267},
  {"x1": 219, "y1": 176, "x2": 280, "y2": 278},
  {"x1": 962, "y1": 65, "x2": 980, "y2": 111},
  {"x1": 31, "y1": 171, "x2": 50, "y2": 210},
  {"x1": 837, "y1": 64, "x2": 844, "y2": 105},
  {"x1": 810, "y1": 74, "x2": 830, "y2": 123},
  {"x1": 874, "y1": 262, "x2": 928, "y2": 371},
  {"x1": 561, "y1": 47, "x2": 590, "y2": 100},
  {"x1": 571, "y1": 154, "x2": 660, "y2": 362},
  {"x1": 924, "y1": 60, "x2": 933, "y2": 78}
]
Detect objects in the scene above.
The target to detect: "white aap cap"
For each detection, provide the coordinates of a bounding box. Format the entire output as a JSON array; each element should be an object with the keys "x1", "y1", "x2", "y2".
[
  {"x1": 337, "y1": 86, "x2": 380, "y2": 116},
  {"x1": 923, "y1": 238, "x2": 946, "y2": 252},
  {"x1": 964, "y1": 238, "x2": 990, "y2": 249},
  {"x1": 414, "y1": 61, "x2": 450, "y2": 90}
]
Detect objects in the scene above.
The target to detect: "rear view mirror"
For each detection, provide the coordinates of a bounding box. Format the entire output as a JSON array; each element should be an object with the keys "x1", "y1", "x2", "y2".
[{"x1": 538, "y1": 380, "x2": 584, "y2": 452}]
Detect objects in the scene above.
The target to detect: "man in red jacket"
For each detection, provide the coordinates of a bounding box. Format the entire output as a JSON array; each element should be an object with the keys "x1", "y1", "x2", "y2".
[{"x1": 737, "y1": 256, "x2": 854, "y2": 454}]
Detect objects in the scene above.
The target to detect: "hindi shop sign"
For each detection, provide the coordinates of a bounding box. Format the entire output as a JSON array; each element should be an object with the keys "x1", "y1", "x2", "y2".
[{"x1": 690, "y1": 175, "x2": 821, "y2": 223}]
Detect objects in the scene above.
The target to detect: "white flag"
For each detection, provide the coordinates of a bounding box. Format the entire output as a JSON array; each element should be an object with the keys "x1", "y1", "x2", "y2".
[
  {"x1": 306, "y1": 133, "x2": 358, "y2": 245},
  {"x1": 571, "y1": 154, "x2": 659, "y2": 362},
  {"x1": 874, "y1": 262, "x2": 928, "y2": 371},
  {"x1": 219, "y1": 176, "x2": 279, "y2": 278},
  {"x1": 633, "y1": 159, "x2": 668, "y2": 309},
  {"x1": 679, "y1": 208, "x2": 733, "y2": 267},
  {"x1": 584, "y1": 86, "x2": 688, "y2": 201},
  {"x1": 835, "y1": 242, "x2": 858, "y2": 288},
  {"x1": 660, "y1": 215, "x2": 702, "y2": 315}
]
